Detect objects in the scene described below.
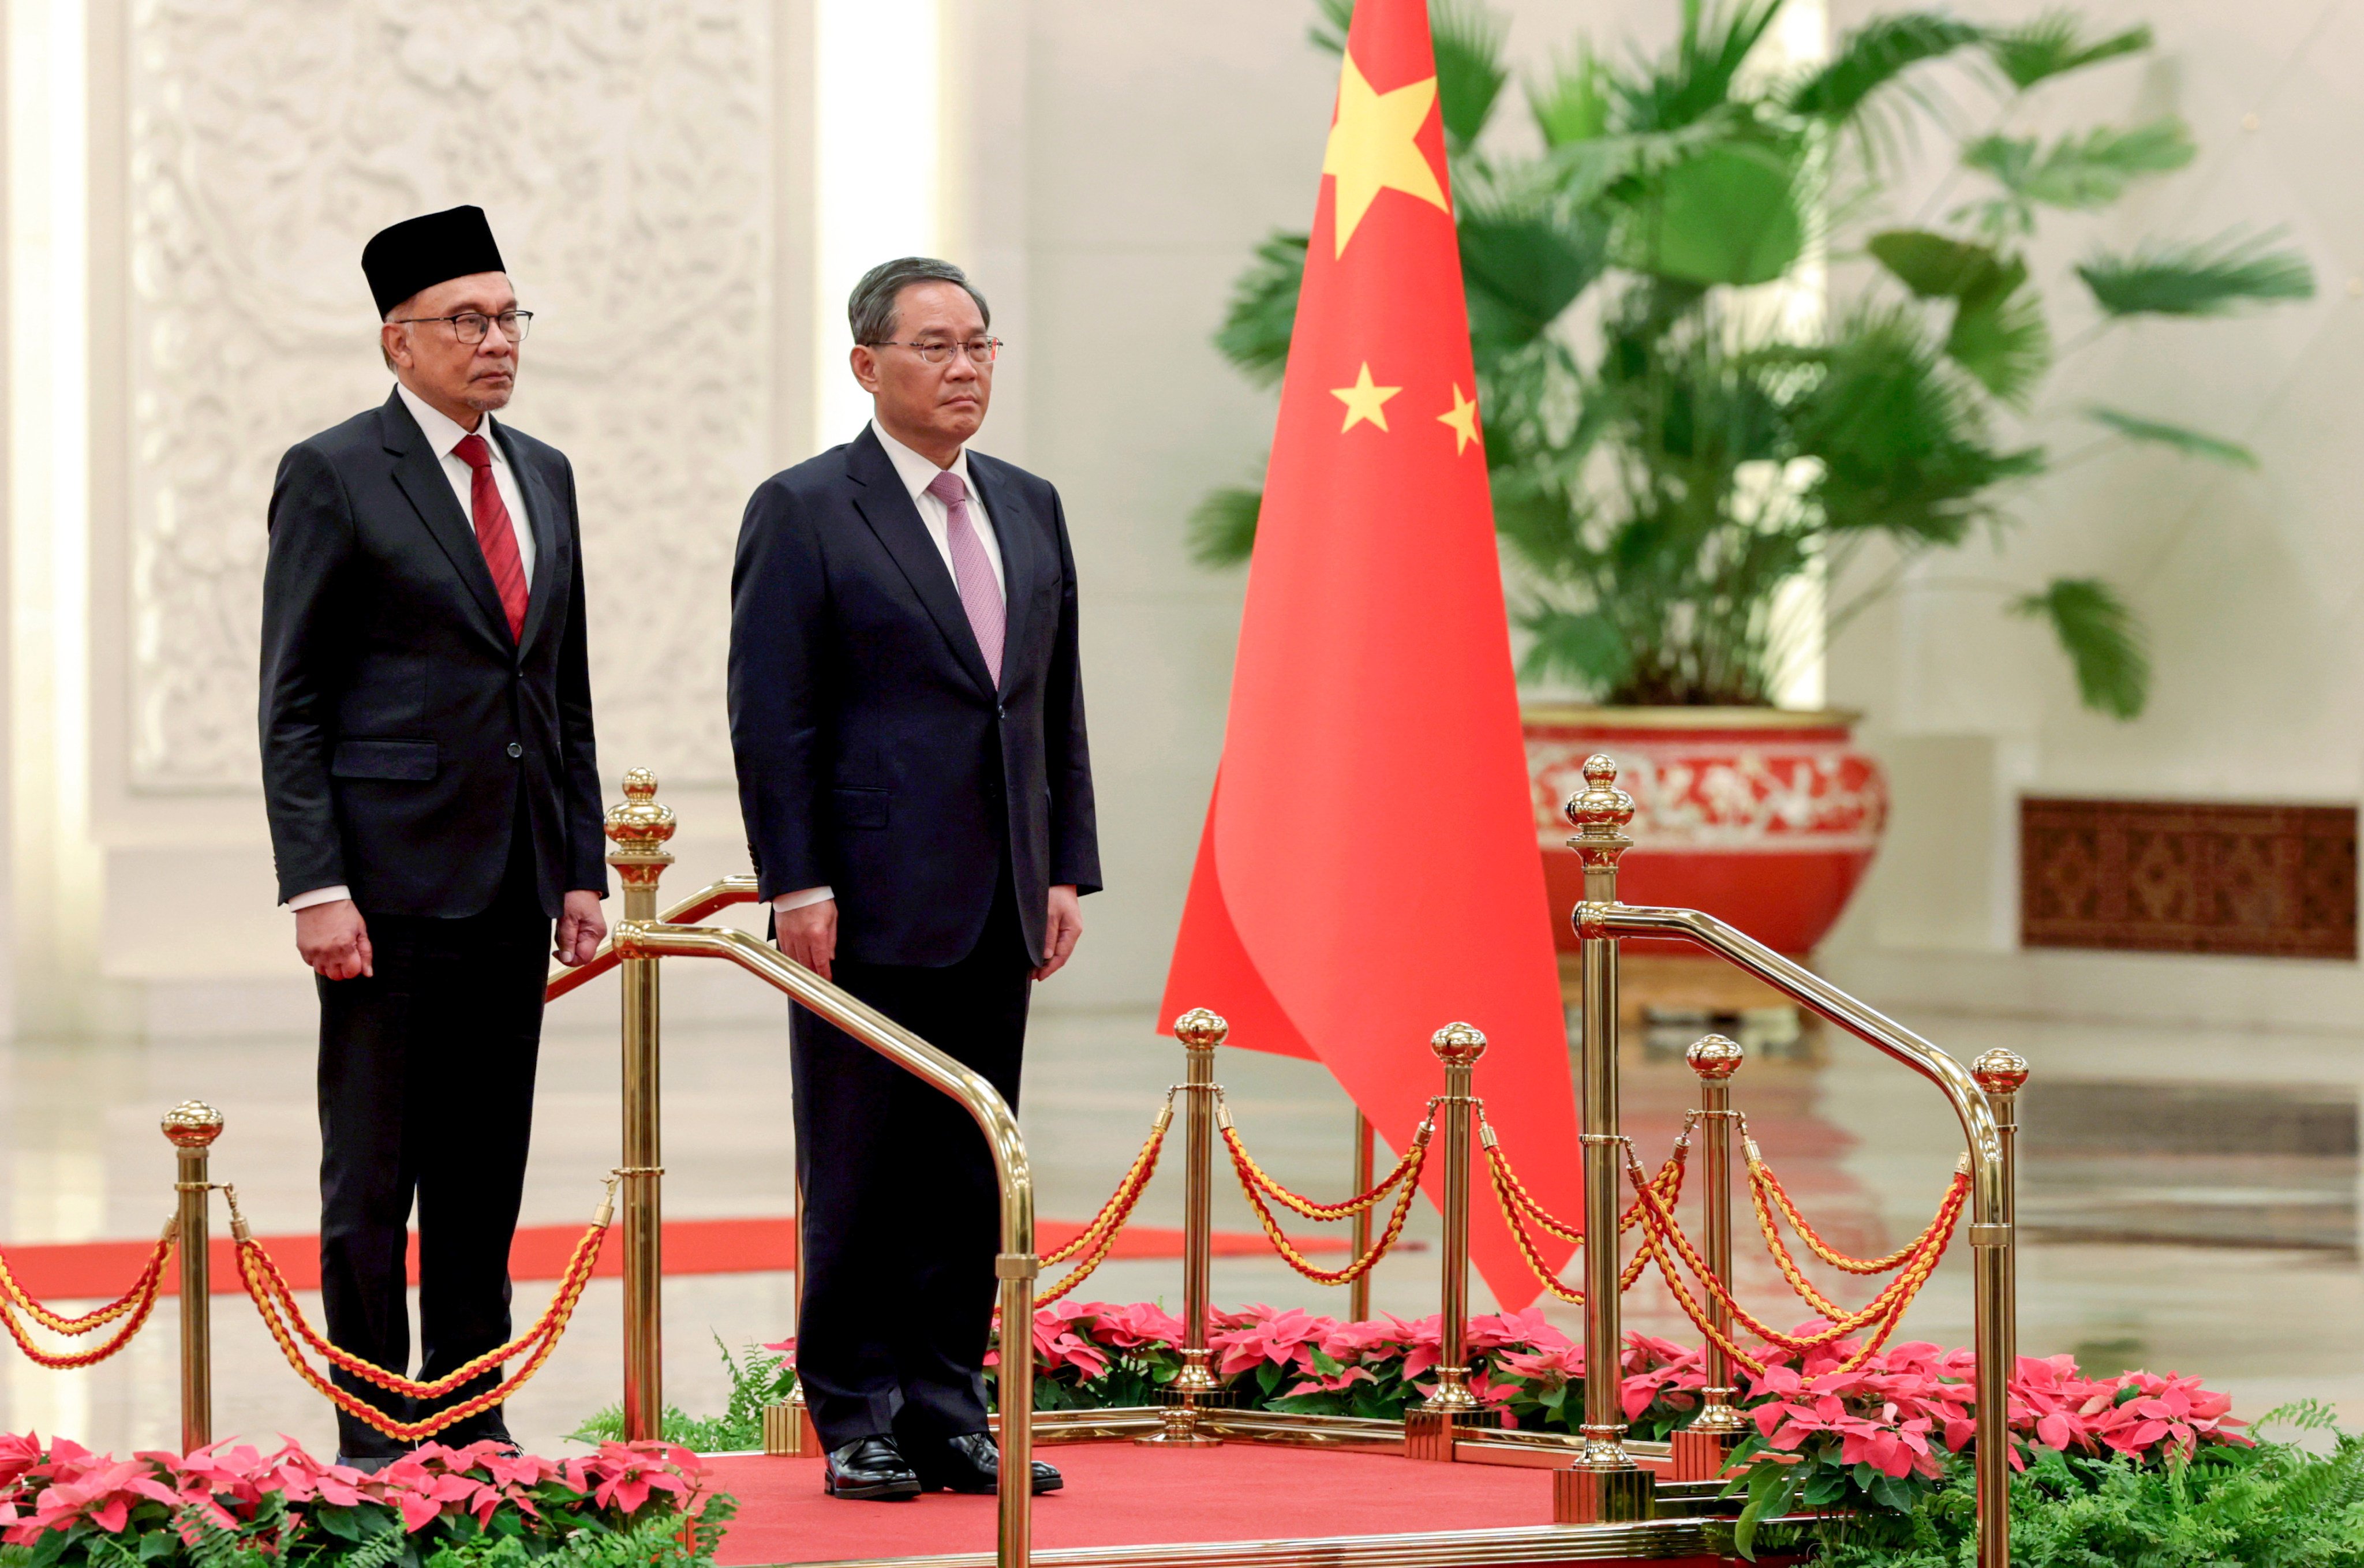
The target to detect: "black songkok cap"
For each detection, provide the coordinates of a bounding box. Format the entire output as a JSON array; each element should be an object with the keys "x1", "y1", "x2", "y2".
[{"x1": 361, "y1": 205, "x2": 507, "y2": 317}]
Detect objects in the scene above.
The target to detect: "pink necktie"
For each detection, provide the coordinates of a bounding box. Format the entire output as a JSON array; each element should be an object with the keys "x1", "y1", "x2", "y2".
[{"x1": 927, "y1": 469, "x2": 1004, "y2": 682}]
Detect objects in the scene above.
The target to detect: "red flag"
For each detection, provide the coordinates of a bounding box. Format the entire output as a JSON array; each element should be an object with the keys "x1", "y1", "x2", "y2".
[{"x1": 1161, "y1": 0, "x2": 1580, "y2": 1309}]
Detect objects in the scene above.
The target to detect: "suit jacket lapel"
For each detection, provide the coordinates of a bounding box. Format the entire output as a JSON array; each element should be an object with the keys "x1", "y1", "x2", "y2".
[
  {"x1": 379, "y1": 392, "x2": 513, "y2": 648},
  {"x1": 496, "y1": 420, "x2": 560, "y2": 658},
  {"x1": 845, "y1": 427, "x2": 998, "y2": 698},
  {"x1": 966, "y1": 456, "x2": 1034, "y2": 697}
]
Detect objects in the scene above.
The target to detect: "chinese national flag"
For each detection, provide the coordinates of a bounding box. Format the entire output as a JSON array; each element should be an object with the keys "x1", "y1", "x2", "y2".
[{"x1": 1159, "y1": 0, "x2": 1580, "y2": 1309}]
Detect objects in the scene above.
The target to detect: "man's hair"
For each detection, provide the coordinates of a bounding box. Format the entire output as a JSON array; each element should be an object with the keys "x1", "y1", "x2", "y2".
[{"x1": 848, "y1": 257, "x2": 989, "y2": 346}]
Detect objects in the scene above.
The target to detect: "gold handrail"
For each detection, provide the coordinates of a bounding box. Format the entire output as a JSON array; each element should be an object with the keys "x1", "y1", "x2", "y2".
[
  {"x1": 1587, "y1": 901, "x2": 2012, "y2": 1568},
  {"x1": 615, "y1": 919, "x2": 1038, "y2": 1568},
  {"x1": 543, "y1": 874, "x2": 761, "y2": 1001}
]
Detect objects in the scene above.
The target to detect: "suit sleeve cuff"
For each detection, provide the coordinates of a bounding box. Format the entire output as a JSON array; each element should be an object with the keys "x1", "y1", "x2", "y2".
[
  {"x1": 773, "y1": 885, "x2": 835, "y2": 912},
  {"x1": 285, "y1": 885, "x2": 353, "y2": 912}
]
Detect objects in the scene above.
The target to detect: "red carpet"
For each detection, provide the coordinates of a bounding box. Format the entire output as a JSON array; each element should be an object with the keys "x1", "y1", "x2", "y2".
[
  {"x1": 706, "y1": 1444, "x2": 1576, "y2": 1564},
  {"x1": 0, "y1": 1219, "x2": 1352, "y2": 1299}
]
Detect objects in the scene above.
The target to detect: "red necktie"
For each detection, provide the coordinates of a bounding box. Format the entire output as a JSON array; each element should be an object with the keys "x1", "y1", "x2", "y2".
[{"x1": 454, "y1": 433, "x2": 529, "y2": 640}]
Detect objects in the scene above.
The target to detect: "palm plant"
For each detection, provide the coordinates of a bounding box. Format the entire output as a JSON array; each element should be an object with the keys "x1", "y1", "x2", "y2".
[{"x1": 1196, "y1": 0, "x2": 2314, "y2": 714}]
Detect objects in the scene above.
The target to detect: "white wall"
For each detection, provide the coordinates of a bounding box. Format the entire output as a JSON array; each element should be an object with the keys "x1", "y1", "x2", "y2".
[{"x1": 1820, "y1": 0, "x2": 2364, "y2": 1030}]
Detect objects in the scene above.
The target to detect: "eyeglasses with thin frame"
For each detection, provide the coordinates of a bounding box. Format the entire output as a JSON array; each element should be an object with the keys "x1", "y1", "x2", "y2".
[
  {"x1": 391, "y1": 309, "x2": 534, "y2": 346},
  {"x1": 876, "y1": 336, "x2": 1001, "y2": 365}
]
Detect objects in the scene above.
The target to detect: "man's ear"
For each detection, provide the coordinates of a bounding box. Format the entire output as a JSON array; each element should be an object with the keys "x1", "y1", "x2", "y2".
[
  {"x1": 381, "y1": 323, "x2": 410, "y2": 372},
  {"x1": 849, "y1": 344, "x2": 880, "y2": 395}
]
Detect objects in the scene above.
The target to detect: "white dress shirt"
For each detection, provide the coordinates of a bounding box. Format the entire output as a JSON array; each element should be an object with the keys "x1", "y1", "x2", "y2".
[
  {"x1": 774, "y1": 421, "x2": 1004, "y2": 915},
  {"x1": 285, "y1": 384, "x2": 539, "y2": 914}
]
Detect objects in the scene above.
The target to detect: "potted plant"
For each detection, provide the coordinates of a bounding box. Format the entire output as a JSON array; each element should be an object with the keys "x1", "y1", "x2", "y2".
[{"x1": 1195, "y1": 0, "x2": 2313, "y2": 953}]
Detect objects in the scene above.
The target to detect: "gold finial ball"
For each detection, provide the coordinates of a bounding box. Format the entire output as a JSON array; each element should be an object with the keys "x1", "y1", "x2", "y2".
[
  {"x1": 1972, "y1": 1048, "x2": 2030, "y2": 1095},
  {"x1": 1173, "y1": 1008, "x2": 1229, "y2": 1050},
  {"x1": 1686, "y1": 1033, "x2": 1744, "y2": 1080},
  {"x1": 1563, "y1": 753, "x2": 1637, "y2": 833},
  {"x1": 605, "y1": 766, "x2": 677, "y2": 850},
  {"x1": 1431, "y1": 1021, "x2": 1488, "y2": 1065},
  {"x1": 161, "y1": 1101, "x2": 223, "y2": 1148}
]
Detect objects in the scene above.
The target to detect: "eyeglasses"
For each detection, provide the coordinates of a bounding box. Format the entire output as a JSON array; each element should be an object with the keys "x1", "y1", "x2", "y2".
[
  {"x1": 391, "y1": 309, "x2": 534, "y2": 345},
  {"x1": 877, "y1": 337, "x2": 1001, "y2": 365}
]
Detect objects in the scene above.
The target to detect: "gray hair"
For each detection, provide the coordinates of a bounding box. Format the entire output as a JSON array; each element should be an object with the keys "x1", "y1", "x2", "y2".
[{"x1": 848, "y1": 257, "x2": 989, "y2": 345}]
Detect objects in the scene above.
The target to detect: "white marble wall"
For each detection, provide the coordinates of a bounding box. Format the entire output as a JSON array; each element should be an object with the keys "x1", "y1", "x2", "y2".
[{"x1": 1820, "y1": 0, "x2": 2364, "y2": 1030}]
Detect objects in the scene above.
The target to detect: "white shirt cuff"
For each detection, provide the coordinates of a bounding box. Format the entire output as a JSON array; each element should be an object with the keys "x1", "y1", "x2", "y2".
[
  {"x1": 285, "y1": 885, "x2": 353, "y2": 913},
  {"x1": 773, "y1": 886, "x2": 835, "y2": 913}
]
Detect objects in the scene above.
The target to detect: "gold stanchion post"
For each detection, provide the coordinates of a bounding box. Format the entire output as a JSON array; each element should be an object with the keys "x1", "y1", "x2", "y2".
[
  {"x1": 1971, "y1": 1048, "x2": 2027, "y2": 1568},
  {"x1": 1671, "y1": 1035, "x2": 1749, "y2": 1480},
  {"x1": 1408, "y1": 1022, "x2": 1502, "y2": 1461},
  {"x1": 607, "y1": 768, "x2": 676, "y2": 1442},
  {"x1": 1554, "y1": 754, "x2": 1655, "y2": 1523},
  {"x1": 1348, "y1": 1110, "x2": 1375, "y2": 1324},
  {"x1": 164, "y1": 1101, "x2": 222, "y2": 1454},
  {"x1": 1140, "y1": 1007, "x2": 1224, "y2": 1446}
]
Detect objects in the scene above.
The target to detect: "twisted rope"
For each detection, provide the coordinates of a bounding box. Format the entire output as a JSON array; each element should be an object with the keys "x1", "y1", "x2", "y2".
[
  {"x1": 231, "y1": 1180, "x2": 609, "y2": 1440},
  {"x1": 1486, "y1": 1134, "x2": 1682, "y2": 1304},
  {"x1": 0, "y1": 1221, "x2": 173, "y2": 1369},
  {"x1": 1028, "y1": 1100, "x2": 1172, "y2": 1307},
  {"x1": 1221, "y1": 1108, "x2": 1431, "y2": 1286}
]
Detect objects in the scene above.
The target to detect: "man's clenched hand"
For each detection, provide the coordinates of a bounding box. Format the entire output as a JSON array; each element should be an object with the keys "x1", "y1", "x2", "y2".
[
  {"x1": 555, "y1": 890, "x2": 608, "y2": 967},
  {"x1": 1035, "y1": 885, "x2": 1082, "y2": 980},
  {"x1": 297, "y1": 900, "x2": 373, "y2": 981}
]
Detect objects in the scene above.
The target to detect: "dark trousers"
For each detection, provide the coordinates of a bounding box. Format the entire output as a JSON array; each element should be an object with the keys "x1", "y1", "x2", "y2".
[
  {"x1": 316, "y1": 820, "x2": 549, "y2": 1457},
  {"x1": 790, "y1": 878, "x2": 1035, "y2": 1454}
]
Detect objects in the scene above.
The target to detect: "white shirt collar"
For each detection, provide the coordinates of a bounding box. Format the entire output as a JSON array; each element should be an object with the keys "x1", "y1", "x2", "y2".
[
  {"x1": 870, "y1": 418, "x2": 972, "y2": 505},
  {"x1": 397, "y1": 381, "x2": 502, "y2": 462}
]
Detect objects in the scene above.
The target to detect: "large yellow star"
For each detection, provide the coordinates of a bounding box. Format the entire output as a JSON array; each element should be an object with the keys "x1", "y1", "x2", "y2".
[
  {"x1": 1331, "y1": 363, "x2": 1402, "y2": 432},
  {"x1": 1438, "y1": 383, "x2": 1481, "y2": 454},
  {"x1": 1321, "y1": 53, "x2": 1449, "y2": 259}
]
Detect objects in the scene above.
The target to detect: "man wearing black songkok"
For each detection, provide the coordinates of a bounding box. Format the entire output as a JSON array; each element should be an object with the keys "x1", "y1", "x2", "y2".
[{"x1": 259, "y1": 205, "x2": 609, "y2": 1468}]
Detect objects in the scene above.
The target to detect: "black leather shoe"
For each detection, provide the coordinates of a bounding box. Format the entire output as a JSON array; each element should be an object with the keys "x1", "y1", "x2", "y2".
[
  {"x1": 824, "y1": 1436, "x2": 922, "y2": 1501},
  {"x1": 915, "y1": 1432, "x2": 1063, "y2": 1495}
]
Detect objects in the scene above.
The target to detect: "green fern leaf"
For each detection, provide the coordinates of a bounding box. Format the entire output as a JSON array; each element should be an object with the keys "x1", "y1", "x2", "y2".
[
  {"x1": 2012, "y1": 577, "x2": 2149, "y2": 718},
  {"x1": 2079, "y1": 230, "x2": 2317, "y2": 317},
  {"x1": 1213, "y1": 232, "x2": 1307, "y2": 388},
  {"x1": 1188, "y1": 488, "x2": 1262, "y2": 568},
  {"x1": 2084, "y1": 407, "x2": 2258, "y2": 468},
  {"x1": 1984, "y1": 10, "x2": 2152, "y2": 88},
  {"x1": 1786, "y1": 13, "x2": 1982, "y2": 118}
]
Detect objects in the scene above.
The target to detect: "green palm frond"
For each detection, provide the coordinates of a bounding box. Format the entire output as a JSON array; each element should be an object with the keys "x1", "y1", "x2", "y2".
[
  {"x1": 2078, "y1": 229, "x2": 2317, "y2": 317},
  {"x1": 1635, "y1": 139, "x2": 1809, "y2": 286},
  {"x1": 1516, "y1": 604, "x2": 1632, "y2": 690},
  {"x1": 1786, "y1": 13, "x2": 1983, "y2": 119},
  {"x1": 1432, "y1": 1, "x2": 1510, "y2": 149},
  {"x1": 2012, "y1": 577, "x2": 2149, "y2": 718},
  {"x1": 1459, "y1": 197, "x2": 1609, "y2": 352},
  {"x1": 2084, "y1": 406, "x2": 2259, "y2": 467},
  {"x1": 1623, "y1": 0, "x2": 1786, "y2": 131},
  {"x1": 1984, "y1": 10, "x2": 2152, "y2": 89},
  {"x1": 1212, "y1": 232, "x2": 1307, "y2": 386},
  {"x1": 1868, "y1": 229, "x2": 2016, "y2": 299},
  {"x1": 1529, "y1": 44, "x2": 1611, "y2": 147},
  {"x1": 1946, "y1": 275, "x2": 2051, "y2": 405},
  {"x1": 1309, "y1": 0, "x2": 1353, "y2": 53},
  {"x1": 1188, "y1": 487, "x2": 1262, "y2": 567},
  {"x1": 1960, "y1": 118, "x2": 2194, "y2": 234}
]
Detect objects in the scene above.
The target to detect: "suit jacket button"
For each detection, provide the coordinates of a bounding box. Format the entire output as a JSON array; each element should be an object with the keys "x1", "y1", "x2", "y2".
[
  {"x1": 506, "y1": 742, "x2": 523, "y2": 759},
  {"x1": 996, "y1": 704, "x2": 1007, "y2": 718}
]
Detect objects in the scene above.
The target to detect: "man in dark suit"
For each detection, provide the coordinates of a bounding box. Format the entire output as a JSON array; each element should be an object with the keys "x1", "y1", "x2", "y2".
[
  {"x1": 259, "y1": 205, "x2": 609, "y2": 1468},
  {"x1": 729, "y1": 256, "x2": 1098, "y2": 1500}
]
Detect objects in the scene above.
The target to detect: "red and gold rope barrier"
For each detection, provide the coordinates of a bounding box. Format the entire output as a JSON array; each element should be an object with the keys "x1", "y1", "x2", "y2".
[
  {"x1": 229, "y1": 1180, "x2": 611, "y2": 1442},
  {"x1": 1220, "y1": 1099, "x2": 1431, "y2": 1286},
  {"x1": 1027, "y1": 1097, "x2": 1173, "y2": 1308},
  {"x1": 0, "y1": 1222, "x2": 174, "y2": 1370},
  {"x1": 1482, "y1": 1112, "x2": 1684, "y2": 1304}
]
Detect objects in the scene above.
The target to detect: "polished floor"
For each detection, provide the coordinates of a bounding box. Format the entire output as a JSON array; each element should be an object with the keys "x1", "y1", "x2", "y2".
[{"x1": 0, "y1": 994, "x2": 2352, "y2": 1458}]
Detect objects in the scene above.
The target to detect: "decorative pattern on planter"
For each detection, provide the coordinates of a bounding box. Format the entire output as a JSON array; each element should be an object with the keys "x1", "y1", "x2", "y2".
[{"x1": 1527, "y1": 735, "x2": 1888, "y2": 852}]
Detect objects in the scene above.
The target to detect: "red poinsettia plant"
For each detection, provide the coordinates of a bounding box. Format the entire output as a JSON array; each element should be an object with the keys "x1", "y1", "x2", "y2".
[{"x1": 0, "y1": 1435, "x2": 731, "y2": 1568}]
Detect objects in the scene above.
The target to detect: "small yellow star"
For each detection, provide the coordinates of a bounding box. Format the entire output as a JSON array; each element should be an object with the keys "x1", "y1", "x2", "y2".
[
  {"x1": 1331, "y1": 363, "x2": 1402, "y2": 433},
  {"x1": 1321, "y1": 53, "x2": 1449, "y2": 259},
  {"x1": 1438, "y1": 383, "x2": 1481, "y2": 455}
]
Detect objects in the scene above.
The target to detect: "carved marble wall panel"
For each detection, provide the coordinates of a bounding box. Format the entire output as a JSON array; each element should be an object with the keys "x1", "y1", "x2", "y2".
[{"x1": 127, "y1": 0, "x2": 775, "y2": 791}]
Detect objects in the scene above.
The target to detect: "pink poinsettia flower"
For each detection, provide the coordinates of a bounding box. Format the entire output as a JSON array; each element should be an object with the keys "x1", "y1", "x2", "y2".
[
  {"x1": 8, "y1": 1455, "x2": 178, "y2": 1541},
  {"x1": 1468, "y1": 1308, "x2": 1569, "y2": 1353},
  {"x1": 1209, "y1": 1307, "x2": 1339, "y2": 1377},
  {"x1": 758, "y1": 1337, "x2": 796, "y2": 1361},
  {"x1": 1497, "y1": 1344, "x2": 1584, "y2": 1386},
  {"x1": 1087, "y1": 1300, "x2": 1184, "y2": 1349},
  {"x1": 575, "y1": 1441, "x2": 697, "y2": 1517}
]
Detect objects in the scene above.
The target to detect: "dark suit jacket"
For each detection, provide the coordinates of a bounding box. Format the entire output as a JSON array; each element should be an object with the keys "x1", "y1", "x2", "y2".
[
  {"x1": 728, "y1": 425, "x2": 1099, "y2": 967},
  {"x1": 259, "y1": 390, "x2": 608, "y2": 918}
]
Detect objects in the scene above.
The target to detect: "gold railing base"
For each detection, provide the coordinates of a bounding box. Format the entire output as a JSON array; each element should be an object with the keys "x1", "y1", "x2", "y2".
[
  {"x1": 762, "y1": 1398, "x2": 820, "y2": 1457},
  {"x1": 1404, "y1": 1406, "x2": 1504, "y2": 1462},
  {"x1": 1666, "y1": 1426, "x2": 1744, "y2": 1482},
  {"x1": 1552, "y1": 1465, "x2": 1657, "y2": 1524},
  {"x1": 1135, "y1": 1404, "x2": 1222, "y2": 1448}
]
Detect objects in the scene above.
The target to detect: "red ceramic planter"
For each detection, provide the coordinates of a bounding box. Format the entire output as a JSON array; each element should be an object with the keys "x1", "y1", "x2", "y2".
[{"x1": 1523, "y1": 706, "x2": 1890, "y2": 956}]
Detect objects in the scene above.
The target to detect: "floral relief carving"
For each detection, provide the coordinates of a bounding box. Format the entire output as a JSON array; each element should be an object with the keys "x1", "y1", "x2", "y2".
[{"x1": 129, "y1": 0, "x2": 775, "y2": 790}]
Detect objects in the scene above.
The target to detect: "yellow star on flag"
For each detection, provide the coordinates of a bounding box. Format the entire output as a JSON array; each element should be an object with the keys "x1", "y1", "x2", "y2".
[
  {"x1": 1438, "y1": 384, "x2": 1481, "y2": 455},
  {"x1": 1321, "y1": 53, "x2": 1449, "y2": 258},
  {"x1": 1331, "y1": 363, "x2": 1402, "y2": 433}
]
